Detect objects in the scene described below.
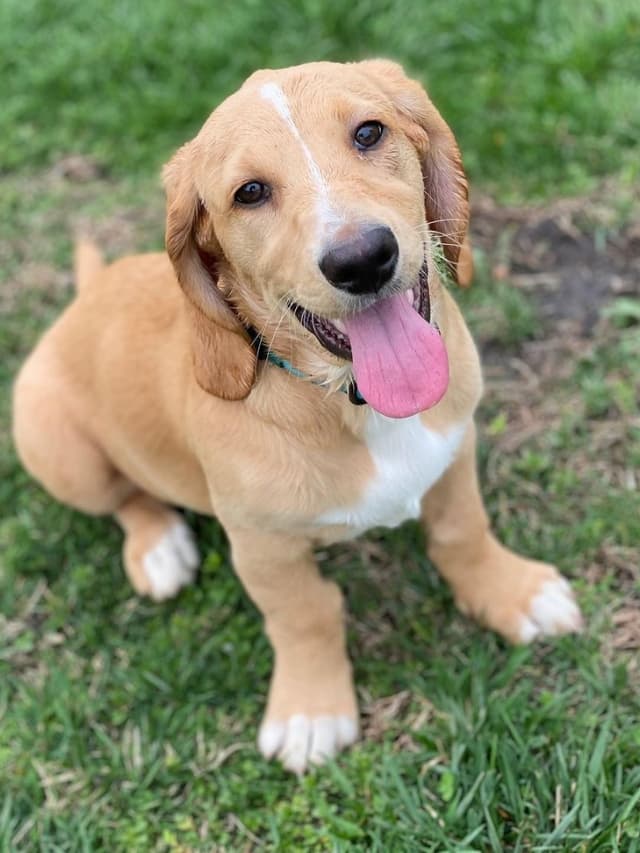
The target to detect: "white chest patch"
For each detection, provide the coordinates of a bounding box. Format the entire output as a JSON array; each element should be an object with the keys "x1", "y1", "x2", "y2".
[{"x1": 317, "y1": 413, "x2": 467, "y2": 533}]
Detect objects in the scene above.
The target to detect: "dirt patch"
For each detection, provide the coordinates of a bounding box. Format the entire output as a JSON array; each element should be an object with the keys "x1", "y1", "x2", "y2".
[
  {"x1": 469, "y1": 187, "x2": 640, "y2": 341},
  {"x1": 467, "y1": 187, "x2": 640, "y2": 656},
  {"x1": 468, "y1": 186, "x2": 639, "y2": 475}
]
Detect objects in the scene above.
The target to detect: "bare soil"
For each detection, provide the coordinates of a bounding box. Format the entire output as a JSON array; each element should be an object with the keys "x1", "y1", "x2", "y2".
[{"x1": 470, "y1": 188, "x2": 640, "y2": 342}]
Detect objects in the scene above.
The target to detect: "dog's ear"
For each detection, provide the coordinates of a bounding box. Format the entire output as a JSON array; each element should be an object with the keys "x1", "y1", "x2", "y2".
[
  {"x1": 163, "y1": 142, "x2": 256, "y2": 399},
  {"x1": 358, "y1": 59, "x2": 471, "y2": 286},
  {"x1": 456, "y1": 235, "x2": 474, "y2": 287}
]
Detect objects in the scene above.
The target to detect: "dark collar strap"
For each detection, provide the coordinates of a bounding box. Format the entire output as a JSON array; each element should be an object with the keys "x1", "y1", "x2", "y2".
[{"x1": 246, "y1": 325, "x2": 366, "y2": 406}]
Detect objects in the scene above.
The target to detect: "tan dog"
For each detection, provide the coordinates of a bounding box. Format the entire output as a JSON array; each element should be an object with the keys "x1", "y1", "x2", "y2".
[{"x1": 13, "y1": 60, "x2": 582, "y2": 774}]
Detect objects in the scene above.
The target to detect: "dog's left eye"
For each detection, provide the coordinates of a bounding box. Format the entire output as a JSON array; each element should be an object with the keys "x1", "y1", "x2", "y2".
[
  {"x1": 234, "y1": 181, "x2": 271, "y2": 206},
  {"x1": 354, "y1": 121, "x2": 384, "y2": 150}
]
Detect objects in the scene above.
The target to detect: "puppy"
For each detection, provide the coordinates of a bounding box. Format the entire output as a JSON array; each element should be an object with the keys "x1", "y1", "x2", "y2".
[{"x1": 13, "y1": 60, "x2": 582, "y2": 774}]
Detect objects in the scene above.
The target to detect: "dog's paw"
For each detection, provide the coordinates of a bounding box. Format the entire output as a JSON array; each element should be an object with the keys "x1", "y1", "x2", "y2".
[
  {"x1": 259, "y1": 713, "x2": 359, "y2": 775},
  {"x1": 141, "y1": 520, "x2": 200, "y2": 601},
  {"x1": 258, "y1": 660, "x2": 359, "y2": 774},
  {"x1": 518, "y1": 576, "x2": 583, "y2": 643},
  {"x1": 450, "y1": 541, "x2": 583, "y2": 644}
]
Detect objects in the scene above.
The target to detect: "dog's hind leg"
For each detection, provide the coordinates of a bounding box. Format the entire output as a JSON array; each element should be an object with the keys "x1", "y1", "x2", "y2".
[
  {"x1": 115, "y1": 493, "x2": 199, "y2": 600},
  {"x1": 13, "y1": 356, "x2": 133, "y2": 515},
  {"x1": 421, "y1": 424, "x2": 583, "y2": 644},
  {"x1": 13, "y1": 356, "x2": 198, "y2": 600}
]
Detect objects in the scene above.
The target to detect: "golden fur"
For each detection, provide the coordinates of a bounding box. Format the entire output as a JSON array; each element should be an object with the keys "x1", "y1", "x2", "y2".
[{"x1": 12, "y1": 60, "x2": 582, "y2": 773}]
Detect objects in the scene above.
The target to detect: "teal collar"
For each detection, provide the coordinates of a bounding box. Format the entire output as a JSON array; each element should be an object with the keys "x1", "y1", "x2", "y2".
[{"x1": 262, "y1": 348, "x2": 367, "y2": 406}]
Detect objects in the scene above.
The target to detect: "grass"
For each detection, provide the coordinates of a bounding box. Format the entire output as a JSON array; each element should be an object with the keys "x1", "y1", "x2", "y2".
[
  {"x1": 2, "y1": 0, "x2": 640, "y2": 198},
  {"x1": 1, "y1": 0, "x2": 640, "y2": 850}
]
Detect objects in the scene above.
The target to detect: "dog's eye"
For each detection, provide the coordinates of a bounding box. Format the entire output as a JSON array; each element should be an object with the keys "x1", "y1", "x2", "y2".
[
  {"x1": 354, "y1": 121, "x2": 384, "y2": 150},
  {"x1": 234, "y1": 181, "x2": 271, "y2": 206}
]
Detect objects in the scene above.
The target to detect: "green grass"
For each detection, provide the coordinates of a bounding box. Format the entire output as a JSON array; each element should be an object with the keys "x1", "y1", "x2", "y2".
[
  {"x1": 2, "y1": 0, "x2": 640, "y2": 849},
  {"x1": 1, "y1": 310, "x2": 639, "y2": 849},
  {"x1": 2, "y1": 0, "x2": 640, "y2": 198}
]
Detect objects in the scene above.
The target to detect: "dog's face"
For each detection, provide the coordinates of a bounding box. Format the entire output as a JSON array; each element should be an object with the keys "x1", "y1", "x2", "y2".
[
  {"x1": 194, "y1": 64, "x2": 428, "y2": 319},
  {"x1": 164, "y1": 61, "x2": 468, "y2": 416}
]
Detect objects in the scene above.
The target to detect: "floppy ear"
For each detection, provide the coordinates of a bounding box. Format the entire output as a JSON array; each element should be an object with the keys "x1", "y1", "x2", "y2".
[
  {"x1": 456, "y1": 235, "x2": 474, "y2": 288},
  {"x1": 357, "y1": 59, "x2": 471, "y2": 286},
  {"x1": 163, "y1": 142, "x2": 256, "y2": 399}
]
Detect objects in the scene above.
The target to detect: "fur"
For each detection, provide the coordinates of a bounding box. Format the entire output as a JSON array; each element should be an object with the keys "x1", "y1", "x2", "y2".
[{"x1": 13, "y1": 60, "x2": 582, "y2": 774}]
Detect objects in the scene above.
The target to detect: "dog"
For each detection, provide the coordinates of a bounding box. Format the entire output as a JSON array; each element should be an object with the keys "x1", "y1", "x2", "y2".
[{"x1": 12, "y1": 60, "x2": 583, "y2": 774}]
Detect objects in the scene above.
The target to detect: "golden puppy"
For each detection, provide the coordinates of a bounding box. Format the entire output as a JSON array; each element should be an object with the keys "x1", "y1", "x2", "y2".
[{"x1": 13, "y1": 60, "x2": 582, "y2": 774}]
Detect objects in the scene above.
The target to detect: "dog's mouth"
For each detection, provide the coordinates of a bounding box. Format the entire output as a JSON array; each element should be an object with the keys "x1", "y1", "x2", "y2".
[
  {"x1": 289, "y1": 262, "x2": 449, "y2": 419},
  {"x1": 290, "y1": 263, "x2": 431, "y2": 361}
]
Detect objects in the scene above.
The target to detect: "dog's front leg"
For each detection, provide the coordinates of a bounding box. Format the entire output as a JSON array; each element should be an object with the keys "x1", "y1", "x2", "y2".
[
  {"x1": 421, "y1": 424, "x2": 583, "y2": 644},
  {"x1": 226, "y1": 528, "x2": 358, "y2": 774}
]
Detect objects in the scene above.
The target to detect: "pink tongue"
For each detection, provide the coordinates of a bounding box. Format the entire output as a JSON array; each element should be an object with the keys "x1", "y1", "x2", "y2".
[{"x1": 343, "y1": 293, "x2": 449, "y2": 419}]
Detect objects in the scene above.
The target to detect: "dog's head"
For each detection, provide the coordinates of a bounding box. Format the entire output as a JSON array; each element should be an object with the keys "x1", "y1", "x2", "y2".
[{"x1": 164, "y1": 60, "x2": 469, "y2": 417}]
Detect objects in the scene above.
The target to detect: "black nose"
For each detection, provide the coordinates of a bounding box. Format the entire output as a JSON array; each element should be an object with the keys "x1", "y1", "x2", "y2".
[{"x1": 319, "y1": 226, "x2": 399, "y2": 294}]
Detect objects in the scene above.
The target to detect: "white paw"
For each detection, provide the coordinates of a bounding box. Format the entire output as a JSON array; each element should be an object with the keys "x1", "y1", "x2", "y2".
[
  {"x1": 258, "y1": 714, "x2": 359, "y2": 775},
  {"x1": 142, "y1": 520, "x2": 200, "y2": 601},
  {"x1": 519, "y1": 578, "x2": 583, "y2": 643}
]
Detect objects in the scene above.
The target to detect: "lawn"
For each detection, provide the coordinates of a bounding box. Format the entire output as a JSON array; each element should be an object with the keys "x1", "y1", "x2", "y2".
[{"x1": 1, "y1": 0, "x2": 639, "y2": 850}]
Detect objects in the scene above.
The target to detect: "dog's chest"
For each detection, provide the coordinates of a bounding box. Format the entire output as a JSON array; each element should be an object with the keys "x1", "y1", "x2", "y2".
[{"x1": 316, "y1": 413, "x2": 467, "y2": 533}]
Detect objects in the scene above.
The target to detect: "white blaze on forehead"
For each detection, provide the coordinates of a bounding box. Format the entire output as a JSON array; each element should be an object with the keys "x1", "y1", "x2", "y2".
[
  {"x1": 259, "y1": 83, "x2": 326, "y2": 191},
  {"x1": 259, "y1": 81, "x2": 340, "y2": 239}
]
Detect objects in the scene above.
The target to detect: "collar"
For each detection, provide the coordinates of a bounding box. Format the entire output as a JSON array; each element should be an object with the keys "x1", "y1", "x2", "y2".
[{"x1": 248, "y1": 328, "x2": 367, "y2": 406}]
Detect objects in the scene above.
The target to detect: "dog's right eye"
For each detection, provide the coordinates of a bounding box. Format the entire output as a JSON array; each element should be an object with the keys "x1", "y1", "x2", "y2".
[
  {"x1": 234, "y1": 181, "x2": 271, "y2": 206},
  {"x1": 354, "y1": 121, "x2": 384, "y2": 150}
]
